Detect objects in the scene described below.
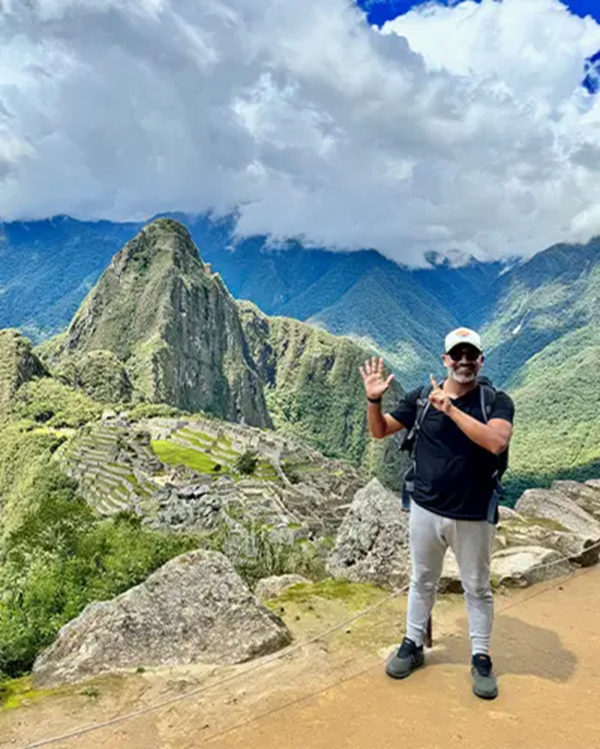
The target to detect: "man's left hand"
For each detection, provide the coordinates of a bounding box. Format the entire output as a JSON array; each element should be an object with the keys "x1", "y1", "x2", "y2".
[{"x1": 429, "y1": 375, "x2": 453, "y2": 415}]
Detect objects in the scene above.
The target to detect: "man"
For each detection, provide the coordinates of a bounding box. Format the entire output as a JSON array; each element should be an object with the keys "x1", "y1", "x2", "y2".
[{"x1": 359, "y1": 327, "x2": 514, "y2": 700}]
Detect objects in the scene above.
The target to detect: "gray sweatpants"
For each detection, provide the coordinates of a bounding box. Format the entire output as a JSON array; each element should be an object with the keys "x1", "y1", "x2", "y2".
[{"x1": 406, "y1": 500, "x2": 496, "y2": 655}]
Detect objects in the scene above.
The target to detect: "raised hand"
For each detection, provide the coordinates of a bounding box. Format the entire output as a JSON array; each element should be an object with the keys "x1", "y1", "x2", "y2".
[
  {"x1": 359, "y1": 356, "x2": 395, "y2": 401},
  {"x1": 428, "y1": 374, "x2": 452, "y2": 414}
]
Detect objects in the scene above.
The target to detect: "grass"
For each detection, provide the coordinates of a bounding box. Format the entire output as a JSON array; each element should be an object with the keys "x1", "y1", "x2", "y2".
[
  {"x1": 266, "y1": 579, "x2": 387, "y2": 611},
  {"x1": 123, "y1": 473, "x2": 152, "y2": 498},
  {"x1": 0, "y1": 676, "x2": 57, "y2": 711},
  {"x1": 151, "y1": 440, "x2": 223, "y2": 474},
  {"x1": 173, "y1": 431, "x2": 241, "y2": 461},
  {"x1": 151, "y1": 439, "x2": 280, "y2": 484},
  {"x1": 176, "y1": 429, "x2": 214, "y2": 447}
]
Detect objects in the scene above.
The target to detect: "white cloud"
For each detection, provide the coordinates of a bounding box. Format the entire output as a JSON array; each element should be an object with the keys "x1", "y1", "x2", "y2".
[{"x1": 0, "y1": 0, "x2": 600, "y2": 264}]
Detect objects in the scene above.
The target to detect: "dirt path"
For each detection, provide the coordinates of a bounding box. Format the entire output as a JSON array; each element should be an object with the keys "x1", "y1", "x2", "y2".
[{"x1": 3, "y1": 568, "x2": 600, "y2": 749}]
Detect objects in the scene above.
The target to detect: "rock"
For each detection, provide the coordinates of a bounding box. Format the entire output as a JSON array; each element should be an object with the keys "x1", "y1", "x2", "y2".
[
  {"x1": 32, "y1": 550, "x2": 292, "y2": 688},
  {"x1": 255, "y1": 574, "x2": 311, "y2": 602},
  {"x1": 498, "y1": 506, "x2": 526, "y2": 522},
  {"x1": 436, "y1": 533, "x2": 588, "y2": 594},
  {"x1": 497, "y1": 513, "x2": 600, "y2": 567},
  {"x1": 549, "y1": 532, "x2": 600, "y2": 567},
  {"x1": 515, "y1": 488, "x2": 600, "y2": 539},
  {"x1": 327, "y1": 478, "x2": 410, "y2": 589},
  {"x1": 490, "y1": 546, "x2": 571, "y2": 588},
  {"x1": 586, "y1": 479, "x2": 600, "y2": 489},
  {"x1": 551, "y1": 480, "x2": 600, "y2": 522}
]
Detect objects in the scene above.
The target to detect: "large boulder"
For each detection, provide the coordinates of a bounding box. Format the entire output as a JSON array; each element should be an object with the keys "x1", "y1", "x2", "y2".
[
  {"x1": 490, "y1": 546, "x2": 571, "y2": 588},
  {"x1": 255, "y1": 574, "x2": 311, "y2": 602},
  {"x1": 496, "y1": 512, "x2": 600, "y2": 568},
  {"x1": 551, "y1": 480, "x2": 600, "y2": 523},
  {"x1": 33, "y1": 550, "x2": 292, "y2": 687},
  {"x1": 327, "y1": 478, "x2": 410, "y2": 589},
  {"x1": 440, "y1": 545, "x2": 572, "y2": 592},
  {"x1": 515, "y1": 488, "x2": 600, "y2": 539}
]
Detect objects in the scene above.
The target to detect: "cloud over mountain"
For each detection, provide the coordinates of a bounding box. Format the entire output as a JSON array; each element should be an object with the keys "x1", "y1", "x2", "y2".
[{"x1": 1, "y1": 0, "x2": 600, "y2": 263}]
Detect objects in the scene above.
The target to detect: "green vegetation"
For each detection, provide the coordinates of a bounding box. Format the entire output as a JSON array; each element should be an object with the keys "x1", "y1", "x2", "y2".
[
  {"x1": 126, "y1": 403, "x2": 187, "y2": 421},
  {"x1": 235, "y1": 449, "x2": 259, "y2": 475},
  {"x1": 239, "y1": 303, "x2": 405, "y2": 490},
  {"x1": 10, "y1": 379, "x2": 102, "y2": 428},
  {"x1": 0, "y1": 422, "x2": 70, "y2": 539},
  {"x1": 55, "y1": 350, "x2": 133, "y2": 404},
  {"x1": 265, "y1": 578, "x2": 385, "y2": 611},
  {"x1": 151, "y1": 440, "x2": 223, "y2": 474},
  {"x1": 0, "y1": 675, "x2": 58, "y2": 711},
  {"x1": 152, "y1": 437, "x2": 279, "y2": 482},
  {"x1": 0, "y1": 330, "x2": 47, "y2": 409}
]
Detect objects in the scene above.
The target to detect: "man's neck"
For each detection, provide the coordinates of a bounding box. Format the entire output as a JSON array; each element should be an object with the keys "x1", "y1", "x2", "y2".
[{"x1": 442, "y1": 376, "x2": 478, "y2": 399}]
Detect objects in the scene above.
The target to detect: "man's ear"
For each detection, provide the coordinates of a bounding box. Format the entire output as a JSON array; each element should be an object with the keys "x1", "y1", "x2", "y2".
[{"x1": 480, "y1": 355, "x2": 485, "y2": 364}]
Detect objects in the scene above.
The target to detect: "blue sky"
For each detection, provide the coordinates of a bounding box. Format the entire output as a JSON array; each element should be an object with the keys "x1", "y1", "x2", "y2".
[
  {"x1": 357, "y1": 0, "x2": 600, "y2": 93},
  {"x1": 357, "y1": 0, "x2": 600, "y2": 26}
]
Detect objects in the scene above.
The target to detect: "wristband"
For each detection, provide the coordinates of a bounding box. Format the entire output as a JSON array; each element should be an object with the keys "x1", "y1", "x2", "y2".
[{"x1": 367, "y1": 396, "x2": 382, "y2": 404}]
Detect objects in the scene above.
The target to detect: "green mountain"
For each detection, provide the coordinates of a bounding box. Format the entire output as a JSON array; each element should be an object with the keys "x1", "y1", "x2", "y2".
[
  {"x1": 302, "y1": 263, "x2": 458, "y2": 385},
  {"x1": 39, "y1": 219, "x2": 272, "y2": 428},
  {"x1": 507, "y1": 325, "x2": 600, "y2": 492},
  {"x1": 237, "y1": 300, "x2": 407, "y2": 489},
  {"x1": 484, "y1": 238, "x2": 600, "y2": 388},
  {"x1": 480, "y1": 239, "x2": 600, "y2": 495}
]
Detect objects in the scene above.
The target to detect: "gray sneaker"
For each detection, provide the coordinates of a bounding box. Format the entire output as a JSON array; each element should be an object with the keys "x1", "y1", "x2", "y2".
[
  {"x1": 386, "y1": 637, "x2": 425, "y2": 679},
  {"x1": 471, "y1": 654, "x2": 498, "y2": 699}
]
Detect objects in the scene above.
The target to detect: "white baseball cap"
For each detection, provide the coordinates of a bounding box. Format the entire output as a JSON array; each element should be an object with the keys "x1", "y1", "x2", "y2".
[{"x1": 444, "y1": 327, "x2": 483, "y2": 354}]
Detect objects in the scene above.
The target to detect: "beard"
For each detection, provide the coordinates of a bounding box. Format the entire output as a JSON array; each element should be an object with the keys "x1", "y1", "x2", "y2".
[{"x1": 448, "y1": 365, "x2": 477, "y2": 384}]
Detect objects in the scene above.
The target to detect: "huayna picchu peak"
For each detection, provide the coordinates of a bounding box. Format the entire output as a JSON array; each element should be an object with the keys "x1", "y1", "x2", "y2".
[{"x1": 41, "y1": 218, "x2": 272, "y2": 427}]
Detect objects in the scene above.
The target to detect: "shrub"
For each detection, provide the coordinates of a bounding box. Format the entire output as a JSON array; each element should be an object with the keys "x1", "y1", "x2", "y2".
[{"x1": 234, "y1": 449, "x2": 259, "y2": 475}]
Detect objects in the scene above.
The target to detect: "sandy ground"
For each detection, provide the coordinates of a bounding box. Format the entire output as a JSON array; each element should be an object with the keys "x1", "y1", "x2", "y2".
[{"x1": 2, "y1": 567, "x2": 600, "y2": 749}]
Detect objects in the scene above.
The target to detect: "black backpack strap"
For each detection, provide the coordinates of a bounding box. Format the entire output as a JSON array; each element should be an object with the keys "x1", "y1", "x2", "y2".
[
  {"x1": 477, "y1": 380, "x2": 506, "y2": 525},
  {"x1": 407, "y1": 384, "x2": 433, "y2": 451},
  {"x1": 478, "y1": 381, "x2": 496, "y2": 424},
  {"x1": 401, "y1": 384, "x2": 432, "y2": 512}
]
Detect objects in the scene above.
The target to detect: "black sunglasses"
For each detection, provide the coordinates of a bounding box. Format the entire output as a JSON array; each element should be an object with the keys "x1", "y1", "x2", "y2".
[{"x1": 448, "y1": 347, "x2": 480, "y2": 362}]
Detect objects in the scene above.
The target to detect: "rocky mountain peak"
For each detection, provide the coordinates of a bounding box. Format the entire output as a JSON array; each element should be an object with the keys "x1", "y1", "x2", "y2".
[
  {"x1": 111, "y1": 217, "x2": 205, "y2": 278},
  {"x1": 42, "y1": 221, "x2": 271, "y2": 427}
]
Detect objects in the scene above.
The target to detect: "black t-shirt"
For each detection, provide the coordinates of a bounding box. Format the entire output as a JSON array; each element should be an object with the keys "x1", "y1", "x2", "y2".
[{"x1": 390, "y1": 384, "x2": 515, "y2": 521}]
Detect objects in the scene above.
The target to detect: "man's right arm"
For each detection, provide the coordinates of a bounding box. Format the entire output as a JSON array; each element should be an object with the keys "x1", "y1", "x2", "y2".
[
  {"x1": 359, "y1": 357, "x2": 417, "y2": 438},
  {"x1": 367, "y1": 401, "x2": 407, "y2": 439}
]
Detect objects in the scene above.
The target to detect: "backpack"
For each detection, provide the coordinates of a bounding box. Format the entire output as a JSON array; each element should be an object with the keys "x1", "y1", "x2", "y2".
[{"x1": 399, "y1": 376, "x2": 508, "y2": 524}]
